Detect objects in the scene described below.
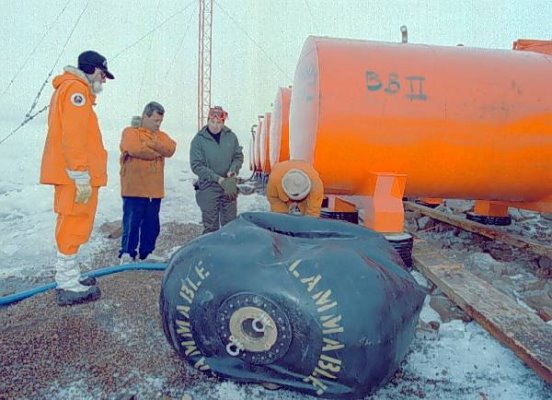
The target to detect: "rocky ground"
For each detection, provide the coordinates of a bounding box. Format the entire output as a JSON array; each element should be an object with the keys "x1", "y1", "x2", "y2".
[
  {"x1": 405, "y1": 200, "x2": 552, "y2": 323},
  {"x1": 1, "y1": 204, "x2": 551, "y2": 399},
  {"x1": 1, "y1": 222, "x2": 206, "y2": 400}
]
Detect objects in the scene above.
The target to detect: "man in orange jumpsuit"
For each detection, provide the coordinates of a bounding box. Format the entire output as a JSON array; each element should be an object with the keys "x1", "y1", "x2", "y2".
[
  {"x1": 40, "y1": 50, "x2": 114, "y2": 306},
  {"x1": 266, "y1": 160, "x2": 324, "y2": 217}
]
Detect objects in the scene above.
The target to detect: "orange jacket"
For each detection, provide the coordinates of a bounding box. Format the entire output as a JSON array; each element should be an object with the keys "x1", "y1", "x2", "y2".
[
  {"x1": 40, "y1": 67, "x2": 107, "y2": 187},
  {"x1": 119, "y1": 120, "x2": 176, "y2": 198},
  {"x1": 267, "y1": 160, "x2": 324, "y2": 217}
]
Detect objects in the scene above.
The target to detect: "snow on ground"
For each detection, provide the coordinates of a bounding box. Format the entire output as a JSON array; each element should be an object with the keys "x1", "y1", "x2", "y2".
[
  {"x1": 0, "y1": 118, "x2": 266, "y2": 279},
  {"x1": 1, "y1": 118, "x2": 551, "y2": 399}
]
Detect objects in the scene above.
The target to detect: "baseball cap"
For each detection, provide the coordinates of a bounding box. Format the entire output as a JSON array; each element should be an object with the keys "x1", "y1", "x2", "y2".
[{"x1": 78, "y1": 50, "x2": 114, "y2": 79}]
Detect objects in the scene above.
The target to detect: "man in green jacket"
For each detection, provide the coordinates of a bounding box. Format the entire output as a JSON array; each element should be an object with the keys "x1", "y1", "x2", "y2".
[{"x1": 190, "y1": 106, "x2": 244, "y2": 233}]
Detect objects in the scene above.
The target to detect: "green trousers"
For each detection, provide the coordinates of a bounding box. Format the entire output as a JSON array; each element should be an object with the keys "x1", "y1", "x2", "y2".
[{"x1": 196, "y1": 185, "x2": 237, "y2": 234}]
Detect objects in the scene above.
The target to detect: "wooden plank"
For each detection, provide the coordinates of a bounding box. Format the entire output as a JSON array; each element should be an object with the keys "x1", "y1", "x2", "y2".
[
  {"x1": 405, "y1": 201, "x2": 552, "y2": 259},
  {"x1": 413, "y1": 239, "x2": 552, "y2": 385}
]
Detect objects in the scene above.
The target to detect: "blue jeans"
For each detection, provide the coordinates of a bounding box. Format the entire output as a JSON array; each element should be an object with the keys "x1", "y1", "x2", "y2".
[{"x1": 120, "y1": 197, "x2": 161, "y2": 259}]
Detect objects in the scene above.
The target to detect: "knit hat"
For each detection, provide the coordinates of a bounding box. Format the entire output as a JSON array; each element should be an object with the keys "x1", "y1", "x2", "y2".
[
  {"x1": 78, "y1": 50, "x2": 114, "y2": 79},
  {"x1": 281, "y1": 169, "x2": 311, "y2": 201}
]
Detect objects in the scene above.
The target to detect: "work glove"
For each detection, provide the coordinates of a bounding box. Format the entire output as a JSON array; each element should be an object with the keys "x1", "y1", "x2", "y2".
[
  {"x1": 237, "y1": 183, "x2": 255, "y2": 195},
  {"x1": 288, "y1": 202, "x2": 302, "y2": 216},
  {"x1": 75, "y1": 183, "x2": 92, "y2": 204},
  {"x1": 66, "y1": 169, "x2": 92, "y2": 204},
  {"x1": 220, "y1": 176, "x2": 238, "y2": 200}
]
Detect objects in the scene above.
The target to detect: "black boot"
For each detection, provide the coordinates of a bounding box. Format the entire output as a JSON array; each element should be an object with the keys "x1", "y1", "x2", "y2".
[
  {"x1": 56, "y1": 285, "x2": 101, "y2": 306},
  {"x1": 79, "y1": 276, "x2": 97, "y2": 286}
]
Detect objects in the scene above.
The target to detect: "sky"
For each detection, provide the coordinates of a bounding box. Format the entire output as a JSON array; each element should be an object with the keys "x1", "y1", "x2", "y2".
[
  {"x1": 1, "y1": 0, "x2": 551, "y2": 146},
  {"x1": 1, "y1": 2, "x2": 551, "y2": 398}
]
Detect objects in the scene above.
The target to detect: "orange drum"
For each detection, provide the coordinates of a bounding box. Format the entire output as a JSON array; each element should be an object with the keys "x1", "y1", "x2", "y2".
[
  {"x1": 254, "y1": 118, "x2": 263, "y2": 171},
  {"x1": 269, "y1": 87, "x2": 292, "y2": 167},
  {"x1": 289, "y1": 36, "x2": 552, "y2": 211},
  {"x1": 248, "y1": 136, "x2": 254, "y2": 171},
  {"x1": 260, "y1": 112, "x2": 272, "y2": 173}
]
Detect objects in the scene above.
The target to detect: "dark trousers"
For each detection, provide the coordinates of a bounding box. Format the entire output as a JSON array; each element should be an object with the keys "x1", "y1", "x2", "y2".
[
  {"x1": 120, "y1": 196, "x2": 161, "y2": 259},
  {"x1": 195, "y1": 186, "x2": 237, "y2": 234}
]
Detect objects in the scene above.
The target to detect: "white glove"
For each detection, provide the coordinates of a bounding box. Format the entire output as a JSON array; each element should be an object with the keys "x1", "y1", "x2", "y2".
[
  {"x1": 75, "y1": 183, "x2": 92, "y2": 204},
  {"x1": 66, "y1": 169, "x2": 92, "y2": 204}
]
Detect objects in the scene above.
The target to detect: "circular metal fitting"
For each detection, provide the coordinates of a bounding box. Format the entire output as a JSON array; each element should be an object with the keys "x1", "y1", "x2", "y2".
[
  {"x1": 217, "y1": 293, "x2": 292, "y2": 365},
  {"x1": 229, "y1": 306, "x2": 277, "y2": 351}
]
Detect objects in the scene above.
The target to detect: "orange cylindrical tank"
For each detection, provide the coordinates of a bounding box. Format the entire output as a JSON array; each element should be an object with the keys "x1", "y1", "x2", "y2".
[
  {"x1": 248, "y1": 136, "x2": 254, "y2": 171},
  {"x1": 254, "y1": 118, "x2": 263, "y2": 171},
  {"x1": 260, "y1": 112, "x2": 272, "y2": 173},
  {"x1": 269, "y1": 87, "x2": 292, "y2": 167},
  {"x1": 289, "y1": 36, "x2": 552, "y2": 208}
]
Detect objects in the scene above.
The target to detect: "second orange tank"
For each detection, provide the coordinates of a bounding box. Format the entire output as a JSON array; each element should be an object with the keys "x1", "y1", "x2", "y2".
[
  {"x1": 260, "y1": 112, "x2": 272, "y2": 174},
  {"x1": 269, "y1": 87, "x2": 292, "y2": 167}
]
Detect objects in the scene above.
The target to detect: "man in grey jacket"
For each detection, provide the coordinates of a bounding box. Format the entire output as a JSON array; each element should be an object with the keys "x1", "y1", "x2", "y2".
[{"x1": 190, "y1": 106, "x2": 244, "y2": 233}]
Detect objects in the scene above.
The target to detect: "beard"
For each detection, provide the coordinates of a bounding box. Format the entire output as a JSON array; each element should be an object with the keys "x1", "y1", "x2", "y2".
[{"x1": 91, "y1": 81, "x2": 103, "y2": 94}]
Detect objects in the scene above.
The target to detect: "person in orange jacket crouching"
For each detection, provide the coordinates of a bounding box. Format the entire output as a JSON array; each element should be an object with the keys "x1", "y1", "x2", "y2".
[
  {"x1": 118, "y1": 102, "x2": 176, "y2": 264},
  {"x1": 40, "y1": 50, "x2": 114, "y2": 306},
  {"x1": 266, "y1": 160, "x2": 324, "y2": 217}
]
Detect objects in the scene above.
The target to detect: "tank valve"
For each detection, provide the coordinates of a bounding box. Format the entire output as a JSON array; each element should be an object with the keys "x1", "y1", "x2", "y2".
[
  {"x1": 401, "y1": 25, "x2": 408, "y2": 43},
  {"x1": 217, "y1": 293, "x2": 293, "y2": 365},
  {"x1": 226, "y1": 335, "x2": 245, "y2": 356}
]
